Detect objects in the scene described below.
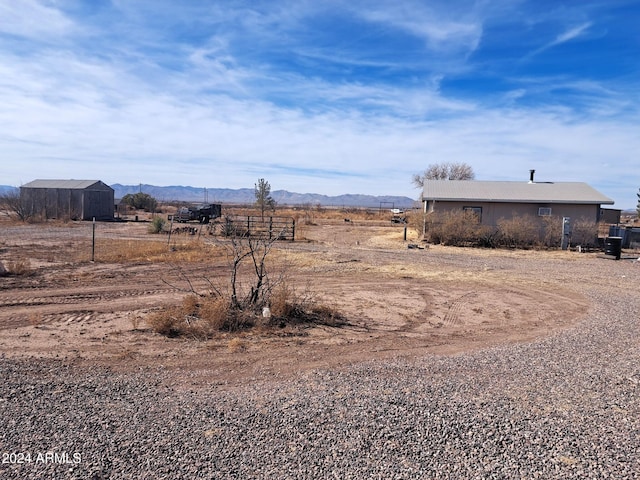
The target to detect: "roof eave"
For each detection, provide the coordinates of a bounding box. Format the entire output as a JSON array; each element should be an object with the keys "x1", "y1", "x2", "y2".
[{"x1": 422, "y1": 197, "x2": 615, "y2": 205}]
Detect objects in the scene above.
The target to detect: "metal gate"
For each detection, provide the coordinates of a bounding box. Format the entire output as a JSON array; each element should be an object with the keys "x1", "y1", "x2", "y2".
[{"x1": 217, "y1": 215, "x2": 295, "y2": 241}]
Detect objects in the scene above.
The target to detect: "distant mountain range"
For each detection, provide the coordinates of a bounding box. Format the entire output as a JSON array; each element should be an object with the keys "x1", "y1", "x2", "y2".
[
  {"x1": 0, "y1": 185, "x2": 17, "y2": 195},
  {"x1": 0, "y1": 183, "x2": 415, "y2": 208},
  {"x1": 111, "y1": 184, "x2": 418, "y2": 208}
]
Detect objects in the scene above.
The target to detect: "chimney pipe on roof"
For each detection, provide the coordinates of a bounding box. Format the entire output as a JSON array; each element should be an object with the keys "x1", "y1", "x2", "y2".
[{"x1": 529, "y1": 169, "x2": 535, "y2": 183}]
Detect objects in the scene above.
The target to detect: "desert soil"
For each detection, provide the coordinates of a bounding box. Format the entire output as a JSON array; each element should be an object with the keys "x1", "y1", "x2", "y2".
[{"x1": 0, "y1": 218, "x2": 594, "y2": 387}]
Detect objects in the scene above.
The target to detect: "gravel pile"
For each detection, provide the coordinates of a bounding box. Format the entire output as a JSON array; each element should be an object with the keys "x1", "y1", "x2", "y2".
[{"x1": 1, "y1": 253, "x2": 639, "y2": 479}]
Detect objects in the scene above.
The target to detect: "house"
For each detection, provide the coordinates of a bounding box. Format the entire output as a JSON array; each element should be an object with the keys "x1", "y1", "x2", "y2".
[
  {"x1": 422, "y1": 171, "x2": 614, "y2": 227},
  {"x1": 20, "y1": 179, "x2": 115, "y2": 221}
]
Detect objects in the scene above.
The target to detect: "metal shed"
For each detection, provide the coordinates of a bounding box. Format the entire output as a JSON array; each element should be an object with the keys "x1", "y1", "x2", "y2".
[{"x1": 20, "y1": 180, "x2": 115, "y2": 221}]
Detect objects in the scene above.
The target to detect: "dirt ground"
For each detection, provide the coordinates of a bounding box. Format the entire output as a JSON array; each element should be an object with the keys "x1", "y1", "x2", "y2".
[{"x1": 0, "y1": 218, "x2": 590, "y2": 387}]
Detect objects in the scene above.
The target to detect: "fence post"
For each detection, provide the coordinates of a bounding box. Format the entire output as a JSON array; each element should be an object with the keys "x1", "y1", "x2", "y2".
[
  {"x1": 291, "y1": 219, "x2": 295, "y2": 241},
  {"x1": 167, "y1": 215, "x2": 174, "y2": 246},
  {"x1": 91, "y1": 217, "x2": 96, "y2": 262},
  {"x1": 269, "y1": 216, "x2": 273, "y2": 240}
]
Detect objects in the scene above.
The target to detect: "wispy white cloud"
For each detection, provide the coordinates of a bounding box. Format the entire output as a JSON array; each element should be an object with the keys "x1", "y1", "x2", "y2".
[
  {"x1": 526, "y1": 21, "x2": 592, "y2": 58},
  {"x1": 0, "y1": 0, "x2": 74, "y2": 39},
  {"x1": 555, "y1": 22, "x2": 592, "y2": 44},
  {"x1": 358, "y1": 1, "x2": 483, "y2": 54}
]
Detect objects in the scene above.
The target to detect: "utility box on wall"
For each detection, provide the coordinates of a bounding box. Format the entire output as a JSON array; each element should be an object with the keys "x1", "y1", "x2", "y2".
[{"x1": 561, "y1": 217, "x2": 571, "y2": 250}]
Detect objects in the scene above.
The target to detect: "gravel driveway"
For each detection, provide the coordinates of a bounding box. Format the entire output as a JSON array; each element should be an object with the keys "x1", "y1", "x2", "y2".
[{"x1": 1, "y1": 250, "x2": 638, "y2": 479}]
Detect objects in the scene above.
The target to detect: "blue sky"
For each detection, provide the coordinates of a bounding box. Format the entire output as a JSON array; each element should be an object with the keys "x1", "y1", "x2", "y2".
[{"x1": 1, "y1": 1, "x2": 638, "y2": 207}]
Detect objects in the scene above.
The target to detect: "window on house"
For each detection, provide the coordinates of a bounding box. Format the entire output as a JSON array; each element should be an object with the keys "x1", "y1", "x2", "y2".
[
  {"x1": 463, "y1": 206, "x2": 482, "y2": 222},
  {"x1": 538, "y1": 207, "x2": 552, "y2": 216}
]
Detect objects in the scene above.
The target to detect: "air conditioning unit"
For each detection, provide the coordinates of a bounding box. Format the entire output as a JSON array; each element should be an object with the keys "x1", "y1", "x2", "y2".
[{"x1": 538, "y1": 207, "x2": 552, "y2": 216}]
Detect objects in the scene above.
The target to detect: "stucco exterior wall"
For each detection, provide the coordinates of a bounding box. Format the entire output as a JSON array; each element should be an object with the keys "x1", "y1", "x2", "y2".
[{"x1": 424, "y1": 200, "x2": 600, "y2": 227}]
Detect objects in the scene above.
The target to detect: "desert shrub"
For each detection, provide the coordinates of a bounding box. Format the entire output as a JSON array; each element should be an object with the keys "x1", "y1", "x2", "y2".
[
  {"x1": 541, "y1": 216, "x2": 562, "y2": 248},
  {"x1": 146, "y1": 306, "x2": 185, "y2": 337},
  {"x1": 298, "y1": 303, "x2": 347, "y2": 327},
  {"x1": 182, "y1": 294, "x2": 199, "y2": 316},
  {"x1": 269, "y1": 281, "x2": 295, "y2": 318},
  {"x1": 148, "y1": 284, "x2": 347, "y2": 339},
  {"x1": 122, "y1": 192, "x2": 158, "y2": 212},
  {"x1": 148, "y1": 230, "x2": 348, "y2": 339},
  {"x1": 198, "y1": 296, "x2": 231, "y2": 330},
  {"x1": 475, "y1": 225, "x2": 499, "y2": 248},
  {"x1": 0, "y1": 191, "x2": 36, "y2": 222},
  {"x1": 425, "y1": 210, "x2": 489, "y2": 246},
  {"x1": 265, "y1": 282, "x2": 346, "y2": 327},
  {"x1": 267, "y1": 300, "x2": 346, "y2": 327},
  {"x1": 571, "y1": 217, "x2": 598, "y2": 247},
  {"x1": 147, "y1": 295, "x2": 240, "y2": 339},
  {"x1": 496, "y1": 214, "x2": 540, "y2": 248},
  {"x1": 6, "y1": 258, "x2": 33, "y2": 276},
  {"x1": 148, "y1": 216, "x2": 166, "y2": 234},
  {"x1": 404, "y1": 210, "x2": 425, "y2": 239}
]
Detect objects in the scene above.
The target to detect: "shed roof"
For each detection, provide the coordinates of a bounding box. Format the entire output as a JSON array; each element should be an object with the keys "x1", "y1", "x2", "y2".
[
  {"x1": 422, "y1": 180, "x2": 614, "y2": 205},
  {"x1": 21, "y1": 180, "x2": 113, "y2": 191}
]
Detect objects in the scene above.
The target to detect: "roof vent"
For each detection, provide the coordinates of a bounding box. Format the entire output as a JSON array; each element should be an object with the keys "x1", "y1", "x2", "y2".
[{"x1": 529, "y1": 169, "x2": 535, "y2": 183}]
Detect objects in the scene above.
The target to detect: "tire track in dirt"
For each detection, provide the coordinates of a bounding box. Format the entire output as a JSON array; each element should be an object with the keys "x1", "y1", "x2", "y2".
[
  {"x1": 0, "y1": 286, "x2": 184, "y2": 329},
  {"x1": 16, "y1": 310, "x2": 99, "y2": 326},
  {"x1": 0, "y1": 287, "x2": 177, "y2": 308},
  {"x1": 441, "y1": 292, "x2": 478, "y2": 327},
  {"x1": 1, "y1": 310, "x2": 104, "y2": 328}
]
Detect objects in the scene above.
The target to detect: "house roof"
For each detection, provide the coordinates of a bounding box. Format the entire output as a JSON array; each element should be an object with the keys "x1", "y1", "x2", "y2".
[
  {"x1": 422, "y1": 180, "x2": 614, "y2": 205},
  {"x1": 21, "y1": 179, "x2": 113, "y2": 191}
]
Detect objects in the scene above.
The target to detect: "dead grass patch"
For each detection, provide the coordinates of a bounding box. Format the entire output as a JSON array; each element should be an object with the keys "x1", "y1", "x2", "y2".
[
  {"x1": 227, "y1": 337, "x2": 246, "y2": 352},
  {"x1": 6, "y1": 258, "x2": 33, "y2": 276},
  {"x1": 88, "y1": 239, "x2": 226, "y2": 263}
]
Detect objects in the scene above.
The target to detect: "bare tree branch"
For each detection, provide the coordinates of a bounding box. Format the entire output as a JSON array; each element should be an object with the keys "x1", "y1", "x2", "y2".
[{"x1": 412, "y1": 162, "x2": 475, "y2": 187}]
